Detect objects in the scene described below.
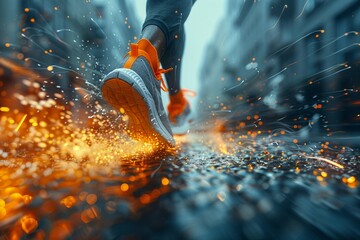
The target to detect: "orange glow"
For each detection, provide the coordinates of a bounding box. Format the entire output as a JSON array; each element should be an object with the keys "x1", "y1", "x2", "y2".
[
  {"x1": 86, "y1": 194, "x2": 97, "y2": 205},
  {"x1": 140, "y1": 194, "x2": 151, "y2": 204},
  {"x1": 81, "y1": 209, "x2": 95, "y2": 223},
  {"x1": 347, "y1": 176, "x2": 356, "y2": 184},
  {"x1": 161, "y1": 177, "x2": 170, "y2": 186},
  {"x1": 49, "y1": 221, "x2": 73, "y2": 239},
  {"x1": 0, "y1": 207, "x2": 6, "y2": 218},
  {"x1": 121, "y1": 183, "x2": 129, "y2": 191},
  {"x1": 0, "y1": 107, "x2": 10, "y2": 112},
  {"x1": 20, "y1": 216, "x2": 38, "y2": 234},
  {"x1": 208, "y1": 121, "x2": 230, "y2": 154},
  {"x1": 313, "y1": 104, "x2": 322, "y2": 109},
  {"x1": 321, "y1": 171, "x2": 328, "y2": 178},
  {"x1": 22, "y1": 195, "x2": 33, "y2": 205},
  {"x1": 316, "y1": 176, "x2": 324, "y2": 181},
  {"x1": 61, "y1": 196, "x2": 76, "y2": 208}
]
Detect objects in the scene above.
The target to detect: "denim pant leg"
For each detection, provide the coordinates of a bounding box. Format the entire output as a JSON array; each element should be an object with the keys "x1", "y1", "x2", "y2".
[{"x1": 143, "y1": 0, "x2": 195, "y2": 94}]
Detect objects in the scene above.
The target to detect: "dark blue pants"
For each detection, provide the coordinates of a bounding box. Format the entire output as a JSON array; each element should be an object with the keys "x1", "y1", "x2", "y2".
[{"x1": 143, "y1": 0, "x2": 195, "y2": 94}]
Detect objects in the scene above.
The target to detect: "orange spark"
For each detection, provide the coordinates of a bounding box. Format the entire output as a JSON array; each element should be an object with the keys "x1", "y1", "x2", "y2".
[
  {"x1": 0, "y1": 107, "x2": 10, "y2": 112},
  {"x1": 15, "y1": 114, "x2": 27, "y2": 132},
  {"x1": 302, "y1": 155, "x2": 344, "y2": 169},
  {"x1": 120, "y1": 183, "x2": 129, "y2": 191},
  {"x1": 20, "y1": 215, "x2": 38, "y2": 234},
  {"x1": 161, "y1": 177, "x2": 170, "y2": 186}
]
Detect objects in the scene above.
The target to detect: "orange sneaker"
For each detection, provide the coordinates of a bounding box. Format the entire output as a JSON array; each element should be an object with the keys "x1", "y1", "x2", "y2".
[{"x1": 167, "y1": 89, "x2": 195, "y2": 127}]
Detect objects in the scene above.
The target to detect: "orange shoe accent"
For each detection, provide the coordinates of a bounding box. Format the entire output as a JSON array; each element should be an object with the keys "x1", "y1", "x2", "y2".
[
  {"x1": 124, "y1": 38, "x2": 172, "y2": 91},
  {"x1": 180, "y1": 89, "x2": 197, "y2": 97},
  {"x1": 167, "y1": 89, "x2": 196, "y2": 123}
]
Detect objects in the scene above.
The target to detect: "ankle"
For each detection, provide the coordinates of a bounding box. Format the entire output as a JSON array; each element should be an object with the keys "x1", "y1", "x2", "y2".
[
  {"x1": 141, "y1": 25, "x2": 166, "y2": 58},
  {"x1": 169, "y1": 91, "x2": 185, "y2": 105},
  {"x1": 169, "y1": 89, "x2": 181, "y2": 96}
]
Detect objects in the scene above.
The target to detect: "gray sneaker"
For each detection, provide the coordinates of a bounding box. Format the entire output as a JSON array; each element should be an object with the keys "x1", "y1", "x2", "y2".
[{"x1": 101, "y1": 39, "x2": 175, "y2": 147}]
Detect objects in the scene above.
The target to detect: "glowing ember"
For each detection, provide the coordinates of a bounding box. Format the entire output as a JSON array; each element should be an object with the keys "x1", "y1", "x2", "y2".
[
  {"x1": 61, "y1": 196, "x2": 77, "y2": 208},
  {"x1": 161, "y1": 177, "x2": 170, "y2": 186},
  {"x1": 121, "y1": 183, "x2": 129, "y2": 191},
  {"x1": 20, "y1": 215, "x2": 38, "y2": 234},
  {"x1": 0, "y1": 107, "x2": 9, "y2": 112},
  {"x1": 301, "y1": 155, "x2": 345, "y2": 169}
]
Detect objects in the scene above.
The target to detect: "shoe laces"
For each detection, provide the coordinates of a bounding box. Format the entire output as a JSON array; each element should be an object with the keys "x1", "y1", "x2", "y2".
[
  {"x1": 180, "y1": 89, "x2": 197, "y2": 97},
  {"x1": 124, "y1": 39, "x2": 173, "y2": 92},
  {"x1": 156, "y1": 68, "x2": 173, "y2": 91}
]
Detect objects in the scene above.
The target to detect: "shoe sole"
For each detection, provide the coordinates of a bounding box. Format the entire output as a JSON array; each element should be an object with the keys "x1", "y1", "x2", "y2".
[{"x1": 101, "y1": 68, "x2": 175, "y2": 148}]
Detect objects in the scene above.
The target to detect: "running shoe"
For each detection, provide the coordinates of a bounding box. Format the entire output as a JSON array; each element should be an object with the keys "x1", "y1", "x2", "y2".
[
  {"x1": 167, "y1": 90, "x2": 195, "y2": 128},
  {"x1": 101, "y1": 39, "x2": 175, "y2": 147}
]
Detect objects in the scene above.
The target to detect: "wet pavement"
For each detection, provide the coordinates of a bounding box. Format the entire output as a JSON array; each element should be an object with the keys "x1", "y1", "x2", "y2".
[{"x1": 0, "y1": 129, "x2": 359, "y2": 239}]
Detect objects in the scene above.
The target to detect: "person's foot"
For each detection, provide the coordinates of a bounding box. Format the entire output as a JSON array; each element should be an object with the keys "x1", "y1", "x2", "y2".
[
  {"x1": 101, "y1": 39, "x2": 175, "y2": 148},
  {"x1": 167, "y1": 90, "x2": 194, "y2": 129}
]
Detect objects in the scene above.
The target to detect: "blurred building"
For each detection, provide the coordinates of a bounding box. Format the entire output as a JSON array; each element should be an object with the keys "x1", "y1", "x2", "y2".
[
  {"x1": 199, "y1": 0, "x2": 360, "y2": 133},
  {"x1": 0, "y1": 0, "x2": 140, "y2": 120},
  {"x1": 2, "y1": 0, "x2": 139, "y2": 82}
]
